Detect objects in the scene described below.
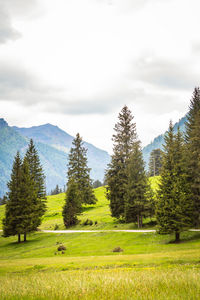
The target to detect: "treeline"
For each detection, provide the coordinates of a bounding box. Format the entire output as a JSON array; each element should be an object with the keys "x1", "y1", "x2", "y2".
[{"x1": 106, "y1": 87, "x2": 200, "y2": 241}]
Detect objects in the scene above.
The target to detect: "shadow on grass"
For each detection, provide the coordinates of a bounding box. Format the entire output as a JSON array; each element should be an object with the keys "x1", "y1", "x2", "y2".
[
  {"x1": 167, "y1": 232, "x2": 200, "y2": 244},
  {"x1": 81, "y1": 206, "x2": 95, "y2": 212}
]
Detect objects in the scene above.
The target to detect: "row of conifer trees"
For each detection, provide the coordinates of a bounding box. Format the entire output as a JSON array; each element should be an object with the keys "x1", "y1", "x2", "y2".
[{"x1": 106, "y1": 87, "x2": 200, "y2": 241}]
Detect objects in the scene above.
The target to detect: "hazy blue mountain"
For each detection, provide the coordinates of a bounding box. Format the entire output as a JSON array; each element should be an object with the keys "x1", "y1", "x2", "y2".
[
  {"x1": 0, "y1": 119, "x2": 27, "y2": 197},
  {"x1": 13, "y1": 123, "x2": 110, "y2": 182},
  {"x1": 0, "y1": 119, "x2": 110, "y2": 197},
  {"x1": 142, "y1": 115, "x2": 187, "y2": 169}
]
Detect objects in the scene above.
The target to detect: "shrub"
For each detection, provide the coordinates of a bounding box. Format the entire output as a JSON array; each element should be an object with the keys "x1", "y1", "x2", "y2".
[
  {"x1": 54, "y1": 224, "x2": 59, "y2": 230},
  {"x1": 57, "y1": 245, "x2": 66, "y2": 251},
  {"x1": 94, "y1": 221, "x2": 98, "y2": 225},
  {"x1": 82, "y1": 219, "x2": 93, "y2": 226},
  {"x1": 112, "y1": 247, "x2": 123, "y2": 252}
]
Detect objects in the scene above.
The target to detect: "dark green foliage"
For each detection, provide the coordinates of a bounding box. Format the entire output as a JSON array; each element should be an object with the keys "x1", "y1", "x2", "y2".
[
  {"x1": 67, "y1": 133, "x2": 96, "y2": 205},
  {"x1": 3, "y1": 152, "x2": 22, "y2": 239},
  {"x1": 0, "y1": 195, "x2": 8, "y2": 205},
  {"x1": 92, "y1": 180, "x2": 102, "y2": 188},
  {"x1": 25, "y1": 139, "x2": 46, "y2": 228},
  {"x1": 148, "y1": 148, "x2": 162, "y2": 176},
  {"x1": 185, "y1": 87, "x2": 200, "y2": 226},
  {"x1": 106, "y1": 106, "x2": 137, "y2": 219},
  {"x1": 124, "y1": 141, "x2": 149, "y2": 227},
  {"x1": 62, "y1": 180, "x2": 82, "y2": 227},
  {"x1": 51, "y1": 184, "x2": 62, "y2": 195},
  {"x1": 3, "y1": 153, "x2": 38, "y2": 242},
  {"x1": 82, "y1": 219, "x2": 93, "y2": 226},
  {"x1": 156, "y1": 123, "x2": 193, "y2": 242},
  {"x1": 142, "y1": 115, "x2": 187, "y2": 169}
]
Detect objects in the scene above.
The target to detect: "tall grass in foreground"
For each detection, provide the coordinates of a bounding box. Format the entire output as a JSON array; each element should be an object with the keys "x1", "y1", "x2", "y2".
[{"x1": 0, "y1": 267, "x2": 199, "y2": 300}]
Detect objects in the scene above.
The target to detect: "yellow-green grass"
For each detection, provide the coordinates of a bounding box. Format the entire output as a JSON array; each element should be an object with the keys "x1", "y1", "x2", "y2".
[
  {"x1": 0, "y1": 268, "x2": 200, "y2": 300},
  {"x1": 0, "y1": 231, "x2": 200, "y2": 299},
  {"x1": 0, "y1": 231, "x2": 200, "y2": 265}
]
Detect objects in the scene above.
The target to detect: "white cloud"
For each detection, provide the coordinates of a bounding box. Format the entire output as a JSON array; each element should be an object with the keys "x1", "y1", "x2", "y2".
[{"x1": 0, "y1": 0, "x2": 200, "y2": 152}]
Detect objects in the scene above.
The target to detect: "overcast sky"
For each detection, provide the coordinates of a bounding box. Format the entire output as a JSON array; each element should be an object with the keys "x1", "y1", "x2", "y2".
[{"x1": 0, "y1": 0, "x2": 200, "y2": 153}]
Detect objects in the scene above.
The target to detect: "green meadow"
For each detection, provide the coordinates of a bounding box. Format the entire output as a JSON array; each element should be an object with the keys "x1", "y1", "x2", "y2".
[{"x1": 0, "y1": 177, "x2": 200, "y2": 299}]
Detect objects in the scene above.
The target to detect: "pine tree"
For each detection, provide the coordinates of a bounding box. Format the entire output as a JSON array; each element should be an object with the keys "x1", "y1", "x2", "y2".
[
  {"x1": 18, "y1": 157, "x2": 38, "y2": 242},
  {"x1": 67, "y1": 133, "x2": 96, "y2": 205},
  {"x1": 62, "y1": 179, "x2": 82, "y2": 227},
  {"x1": 124, "y1": 141, "x2": 148, "y2": 227},
  {"x1": 148, "y1": 148, "x2": 162, "y2": 177},
  {"x1": 185, "y1": 87, "x2": 200, "y2": 226},
  {"x1": 3, "y1": 152, "x2": 22, "y2": 242},
  {"x1": 25, "y1": 139, "x2": 46, "y2": 228},
  {"x1": 106, "y1": 105, "x2": 137, "y2": 219},
  {"x1": 156, "y1": 123, "x2": 193, "y2": 242},
  {"x1": 3, "y1": 154, "x2": 38, "y2": 242}
]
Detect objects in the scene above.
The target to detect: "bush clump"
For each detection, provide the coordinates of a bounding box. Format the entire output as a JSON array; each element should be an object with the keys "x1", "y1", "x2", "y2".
[
  {"x1": 83, "y1": 219, "x2": 93, "y2": 226},
  {"x1": 112, "y1": 247, "x2": 123, "y2": 252},
  {"x1": 57, "y1": 244, "x2": 66, "y2": 251},
  {"x1": 54, "y1": 224, "x2": 59, "y2": 230}
]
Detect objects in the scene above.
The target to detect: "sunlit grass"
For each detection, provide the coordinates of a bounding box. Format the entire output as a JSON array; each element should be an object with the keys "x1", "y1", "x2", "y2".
[{"x1": 0, "y1": 268, "x2": 199, "y2": 300}]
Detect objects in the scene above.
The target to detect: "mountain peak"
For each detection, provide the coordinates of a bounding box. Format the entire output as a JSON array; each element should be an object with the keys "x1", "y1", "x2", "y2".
[{"x1": 0, "y1": 118, "x2": 8, "y2": 128}]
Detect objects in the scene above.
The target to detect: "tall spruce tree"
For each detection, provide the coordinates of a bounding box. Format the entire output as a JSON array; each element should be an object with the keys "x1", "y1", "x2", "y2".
[
  {"x1": 185, "y1": 87, "x2": 200, "y2": 226},
  {"x1": 67, "y1": 133, "x2": 96, "y2": 205},
  {"x1": 3, "y1": 152, "x2": 22, "y2": 242},
  {"x1": 3, "y1": 153, "x2": 38, "y2": 242},
  {"x1": 156, "y1": 123, "x2": 193, "y2": 242},
  {"x1": 124, "y1": 141, "x2": 149, "y2": 227},
  {"x1": 106, "y1": 105, "x2": 137, "y2": 219},
  {"x1": 25, "y1": 139, "x2": 46, "y2": 228},
  {"x1": 148, "y1": 148, "x2": 162, "y2": 177},
  {"x1": 62, "y1": 179, "x2": 82, "y2": 227}
]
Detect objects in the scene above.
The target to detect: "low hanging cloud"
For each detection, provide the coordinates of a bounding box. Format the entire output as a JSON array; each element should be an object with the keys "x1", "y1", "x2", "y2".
[{"x1": 134, "y1": 56, "x2": 200, "y2": 91}]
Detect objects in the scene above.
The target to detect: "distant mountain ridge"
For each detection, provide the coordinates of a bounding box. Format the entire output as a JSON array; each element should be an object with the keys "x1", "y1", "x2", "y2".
[
  {"x1": 142, "y1": 115, "x2": 187, "y2": 168},
  {"x1": 0, "y1": 119, "x2": 110, "y2": 197},
  {"x1": 0, "y1": 115, "x2": 188, "y2": 197}
]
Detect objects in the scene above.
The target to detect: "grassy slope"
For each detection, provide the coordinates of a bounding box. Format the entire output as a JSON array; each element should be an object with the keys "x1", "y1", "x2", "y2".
[{"x1": 0, "y1": 177, "x2": 160, "y2": 230}]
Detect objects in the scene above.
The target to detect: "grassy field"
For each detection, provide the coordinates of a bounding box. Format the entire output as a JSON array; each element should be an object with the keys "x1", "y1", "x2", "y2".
[
  {"x1": 0, "y1": 176, "x2": 200, "y2": 299},
  {"x1": 0, "y1": 231, "x2": 200, "y2": 299}
]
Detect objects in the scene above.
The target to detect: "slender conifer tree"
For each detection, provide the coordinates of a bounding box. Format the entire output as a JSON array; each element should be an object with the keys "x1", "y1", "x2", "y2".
[
  {"x1": 25, "y1": 139, "x2": 46, "y2": 228},
  {"x1": 67, "y1": 133, "x2": 96, "y2": 205},
  {"x1": 185, "y1": 87, "x2": 200, "y2": 226},
  {"x1": 106, "y1": 105, "x2": 137, "y2": 219},
  {"x1": 124, "y1": 141, "x2": 148, "y2": 227},
  {"x1": 156, "y1": 123, "x2": 193, "y2": 242}
]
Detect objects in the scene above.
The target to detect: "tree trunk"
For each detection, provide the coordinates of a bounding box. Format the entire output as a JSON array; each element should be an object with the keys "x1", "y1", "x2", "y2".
[
  {"x1": 175, "y1": 231, "x2": 180, "y2": 243},
  {"x1": 18, "y1": 234, "x2": 21, "y2": 243},
  {"x1": 24, "y1": 233, "x2": 26, "y2": 242},
  {"x1": 140, "y1": 215, "x2": 143, "y2": 228},
  {"x1": 137, "y1": 215, "x2": 140, "y2": 228}
]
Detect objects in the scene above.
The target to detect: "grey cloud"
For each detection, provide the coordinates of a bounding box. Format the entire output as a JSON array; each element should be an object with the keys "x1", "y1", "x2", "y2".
[
  {"x1": 134, "y1": 56, "x2": 199, "y2": 90},
  {"x1": 0, "y1": 7, "x2": 21, "y2": 44},
  {"x1": 0, "y1": 0, "x2": 40, "y2": 44},
  {"x1": 0, "y1": 61, "x2": 189, "y2": 117},
  {"x1": 0, "y1": 62, "x2": 61, "y2": 105}
]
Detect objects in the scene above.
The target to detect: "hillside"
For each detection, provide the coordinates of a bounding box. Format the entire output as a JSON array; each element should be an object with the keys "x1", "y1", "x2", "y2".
[
  {"x1": 0, "y1": 119, "x2": 110, "y2": 197},
  {"x1": 142, "y1": 115, "x2": 187, "y2": 168},
  {"x1": 0, "y1": 178, "x2": 160, "y2": 230}
]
